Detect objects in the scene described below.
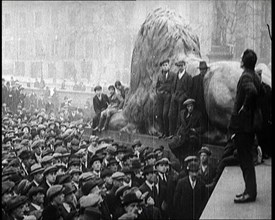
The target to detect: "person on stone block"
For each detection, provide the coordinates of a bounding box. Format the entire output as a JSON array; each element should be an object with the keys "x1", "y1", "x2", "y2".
[
  {"x1": 190, "y1": 61, "x2": 210, "y2": 130},
  {"x1": 228, "y1": 49, "x2": 260, "y2": 203},
  {"x1": 168, "y1": 98, "x2": 203, "y2": 163},
  {"x1": 168, "y1": 59, "x2": 192, "y2": 137},
  {"x1": 95, "y1": 85, "x2": 124, "y2": 132},
  {"x1": 92, "y1": 85, "x2": 109, "y2": 130},
  {"x1": 156, "y1": 58, "x2": 175, "y2": 138},
  {"x1": 173, "y1": 161, "x2": 207, "y2": 220}
]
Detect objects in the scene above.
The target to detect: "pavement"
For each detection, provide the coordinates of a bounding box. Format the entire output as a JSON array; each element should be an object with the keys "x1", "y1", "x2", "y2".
[{"x1": 200, "y1": 158, "x2": 272, "y2": 219}]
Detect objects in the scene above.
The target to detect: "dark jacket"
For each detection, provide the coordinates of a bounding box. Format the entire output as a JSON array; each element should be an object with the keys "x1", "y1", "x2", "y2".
[
  {"x1": 172, "y1": 70, "x2": 192, "y2": 99},
  {"x1": 156, "y1": 71, "x2": 175, "y2": 94},
  {"x1": 198, "y1": 164, "x2": 216, "y2": 185},
  {"x1": 138, "y1": 205, "x2": 162, "y2": 220},
  {"x1": 173, "y1": 176, "x2": 207, "y2": 219},
  {"x1": 93, "y1": 94, "x2": 109, "y2": 115},
  {"x1": 41, "y1": 204, "x2": 63, "y2": 220},
  {"x1": 139, "y1": 181, "x2": 167, "y2": 211},
  {"x1": 177, "y1": 108, "x2": 203, "y2": 141},
  {"x1": 229, "y1": 69, "x2": 261, "y2": 133}
]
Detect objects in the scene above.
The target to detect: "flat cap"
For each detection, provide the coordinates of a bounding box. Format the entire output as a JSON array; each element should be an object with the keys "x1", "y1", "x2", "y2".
[
  {"x1": 46, "y1": 185, "x2": 64, "y2": 200},
  {"x1": 111, "y1": 172, "x2": 125, "y2": 180},
  {"x1": 63, "y1": 183, "x2": 76, "y2": 195},
  {"x1": 159, "y1": 59, "x2": 169, "y2": 67},
  {"x1": 82, "y1": 180, "x2": 100, "y2": 196},
  {"x1": 155, "y1": 157, "x2": 171, "y2": 166},
  {"x1": 41, "y1": 155, "x2": 54, "y2": 164},
  {"x1": 183, "y1": 98, "x2": 195, "y2": 106},
  {"x1": 184, "y1": 155, "x2": 198, "y2": 163},
  {"x1": 6, "y1": 195, "x2": 29, "y2": 212},
  {"x1": 198, "y1": 146, "x2": 211, "y2": 156},
  {"x1": 100, "y1": 168, "x2": 113, "y2": 179},
  {"x1": 43, "y1": 165, "x2": 57, "y2": 175},
  {"x1": 143, "y1": 164, "x2": 156, "y2": 175},
  {"x1": 132, "y1": 139, "x2": 142, "y2": 148},
  {"x1": 30, "y1": 163, "x2": 45, "y2": 175},
  {"x1": 2, "y1": 180, "x2": 15, "y2": 195},
  {"x1": 122, "y1": 192, "x2": 142, "y2": 206},
  {"x1": 28, "y1": 186, "x2": 44, "y2": 198},
  {"x1": 115, "y1": 185, "x2": 131, "y2": 197},
  {"x1": 175, "y1": 60, "x2": 186, "y2": 66},
  {"x1": 187, "y1": 161, "x2": 200, "y2": 172},
  {"x1": 79, "y1": 172, "x2": 95, "y2": 182}
]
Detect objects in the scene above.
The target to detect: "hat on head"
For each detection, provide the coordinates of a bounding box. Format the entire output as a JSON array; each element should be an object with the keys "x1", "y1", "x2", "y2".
[
  {"x1": 2, "y1": 180, "x2": 15, "y2": 195},
  {"x1": 46, "y1": 185, "x2": 64, "y2": 200},
  {"x1": 28, "y1": 186, "x2": 44, "y2": 198},
  {"x1": 115, "y1": 185, "x2": 131, "y2": 198},
  {"x1": 183, "y1": 98, "x2": 195, "y2": 106},
  {"x1": 187, "y1": 161, "x2": 200, "y2": 172},
  {"x1": 159, "y1": 59, "x2": 169, "y2": 67},
  {"x1": 57, "y1": 174, "x2": 72, "y2": 185},
  {"x1": 6, "y1": 195, "x2": 29, "y2": 212},
  {"x1": 89, "y1": 154, "x2": 103, "y2": 167},
  {"x1": 154, "y1": 145, "x2": 164, "y2": 153},
  {"x1": 122, "y1": 192, "x2": 142, "y2": 206},
  {"x1": 30, "y1": 163, "x2": 45, "y2": 175},
  {"x1": 111, "y1": 172, "x2": 125, "y2": 180},
  {"x1": 68, "y1": 158, "x2": 81, "y2": 167},
  {"x1": 18, "y1": 150, "x2": 31, "y2": 160},
  {"x1": 100, "y1": 168, "x2": 113, "y2": 179},
  {"x1": 155, "y1": 157, "x2": 171, "y2": 166},
  {"x1": 43, "y1": 164, "x2": 57, "y2": 175},
  {"x1": 94, "y1": 85, "x2": 102, "y2": 92},
  {"x1": 79, "y1": 172, "x2": 95, "y2": 182},
  {"x1": 82, "y1": 180, "x2": 99, "y2": 196},
  {"x1": 175, "y1": 60, "x2": 186, "y2": 66},
  {"x1": 69, "y1": 168, "x2": 82, "y2": 175},
  {"x1": 16, "y1": 179, "x2": 32, "y2": 196},
  {"x1": 184, "y1": 155, "x2": 198, "y2": 163},
  {"x1": 197, "y1": 61, "x2": 209, "y2": 70},
  {"x1": 144, "y1": 152, "x2": 157, "y2": 161},
  {"x1": 41, "y1": 149, "x2": 54, "y2": 158},
  {"x1": 63, "y1": 183, "x2": 76, "y2": 196},
  {"x1": 198, "y1": 146, "x2": 212, "y2": 156},
  {"x1": 41, "y1": 155, "x2": 54, "y2": 165},
  {"x1": 121, "y1": 167, "x2": 133, "y2": 175},
  {"x1": 143, "y1": 164, "x2": 156, "y2": 175},
  {"x1": 131, "y1": 158, "x2": 143, "y2": 170},
  {"x1": 107, "y1": 157, "x2": 119, "y2": 166}
]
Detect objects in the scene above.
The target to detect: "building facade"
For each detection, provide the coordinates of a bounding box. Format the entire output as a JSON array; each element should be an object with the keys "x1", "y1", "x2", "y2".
[{"x1": 2, "y1": 1, "x2": 271, "y2": 86}]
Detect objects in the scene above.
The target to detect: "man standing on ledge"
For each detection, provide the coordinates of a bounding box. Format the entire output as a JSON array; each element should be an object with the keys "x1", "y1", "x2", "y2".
[
  {"x1": 229, "y1": 49, "x2": 260, "y2": 203},
  {"x1": 156, "y1": 59, "x2": 175, "y2": 138}
]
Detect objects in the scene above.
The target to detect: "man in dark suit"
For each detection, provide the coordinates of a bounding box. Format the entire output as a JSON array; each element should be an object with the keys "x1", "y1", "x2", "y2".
[
  {"x1": 92, "y1": 85, "x2": 109, "y2": 129},
  {"x1": 173, "y1": 161, "x2": 207, "y2": 220},
  {"x1": 168, "y1": 60, "x2": 192, "y2": 137},
  {"x1": 156, "y1": 59, "x2": 175, "y2": 138},
  {"x1": 190, "y1": 61, "x2": 209, "y2": 130},
  {"x1": 139, "y1": 165, "x2": 167, "y2": 215},
  {"x1": 169, "y1": 99, "x2": 203, "y2": 163},
  {"x1": 229, "y1": 49, "x2": 260, "y2": 203},
  {"x1": 28, "y1": 187, "x2": 45, "y2": 219}
]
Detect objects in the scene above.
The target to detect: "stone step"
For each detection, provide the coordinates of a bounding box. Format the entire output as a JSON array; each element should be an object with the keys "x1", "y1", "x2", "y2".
[{"x1": 200, "y1": 159, "x2": 272, "y2": 219}]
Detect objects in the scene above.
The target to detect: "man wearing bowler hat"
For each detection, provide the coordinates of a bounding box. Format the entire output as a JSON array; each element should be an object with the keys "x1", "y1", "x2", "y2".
[
  {"x1": 190, "y1": 61, "x2": 210, "y2": 129},
  {"x1": 168, "y1": 59, "x2": 192, "y2": 137},
  {"x1": 156, "y1": 58, "x2": 175, "y2": 138},
  {"x1": 174, "y1": 161, "x2": 206, "y2": 219}
]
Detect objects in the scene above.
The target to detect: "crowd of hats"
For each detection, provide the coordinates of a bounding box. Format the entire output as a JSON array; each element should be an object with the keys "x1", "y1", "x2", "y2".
[{"x1": 2, "y1": 102, "x2": 214, "y2": 219}]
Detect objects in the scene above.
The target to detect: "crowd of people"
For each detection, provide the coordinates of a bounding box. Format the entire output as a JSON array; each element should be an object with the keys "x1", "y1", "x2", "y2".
[{"x1": 2, "y1": 100, "x2": 218, "y2": 220}]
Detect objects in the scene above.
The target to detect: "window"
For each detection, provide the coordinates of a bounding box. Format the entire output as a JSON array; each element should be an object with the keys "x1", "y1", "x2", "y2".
[
  {"x1": 48, "y1": 63, "x2": 56, "y2": 78},
  {"x1": 5, "y1": 13, "x2": 11, "y2": 28},
  {"x1": 31, "y1": 62, "x2": 43, "y2": 78},
  {"x1": 5, "y1": 41, "x2": 11, "y2": 57},
  {"x1": 19, "y1": 12, "x2": 26, "y2": 28},
  {"x1": 35, "y1": 39, "x2": 44, "y2": 57},
  {"x1": 85, "y1": 38, "x2": 93, "y2": 58},
  {"x1": 19, "y1": 39, "x2": 26, "y2": 57},
  {"x1": 51, "y1": 38, "x2": 59, "y2": 57},
  {"x1": 68, "y1": 39, "x2": 75, "y2": 58},
  {"x1": 15, "y1": 62, "x2": 25, "y2": 76},
  {"x1": 35, "y1": 11, "x2": 42, "y2": 28}
]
